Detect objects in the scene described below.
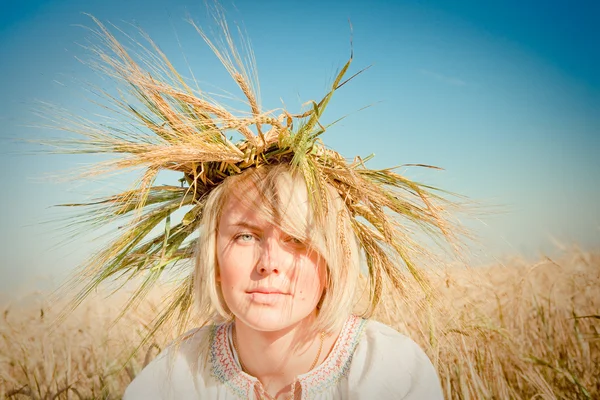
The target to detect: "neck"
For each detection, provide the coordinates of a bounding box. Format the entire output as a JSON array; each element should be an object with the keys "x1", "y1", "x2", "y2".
[{"x1": 233, "y1": 315, "x2": 324, "y2": 398}]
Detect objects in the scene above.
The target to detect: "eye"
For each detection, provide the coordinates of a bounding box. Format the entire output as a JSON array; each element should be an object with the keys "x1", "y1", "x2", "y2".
[
  {"x1": 284, "y1": 235, "x2": 306, "y2": 248},
  {"x1": 235, "y1": 233, "x2": 256, "y2": 243}
]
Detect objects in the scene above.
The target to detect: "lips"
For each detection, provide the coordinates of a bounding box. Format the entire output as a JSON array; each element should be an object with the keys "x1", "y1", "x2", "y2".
[
  {"x1": 246, "y1": 288, "x2": 290, "y2": 304},
  {"x1": 246, "y1": 287, "x2": 288, "y2": 295}
]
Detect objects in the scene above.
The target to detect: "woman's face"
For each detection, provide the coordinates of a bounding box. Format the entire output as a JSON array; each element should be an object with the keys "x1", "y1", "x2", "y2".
[{"x1": 216, "y1": 192, "x2": 326, "y2": 332}]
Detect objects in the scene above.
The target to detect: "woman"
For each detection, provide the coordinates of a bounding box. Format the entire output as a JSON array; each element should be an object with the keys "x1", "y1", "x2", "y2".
[
  {"x1": 57, "y1": 13, "x2": 455, "y2": 400},
  {"x1": 123, "y1": 165, "x2": 444, "y2": 399}
]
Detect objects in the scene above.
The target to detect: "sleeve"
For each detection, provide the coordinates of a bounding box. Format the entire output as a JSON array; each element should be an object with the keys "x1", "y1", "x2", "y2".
[
  {"x1": 123, "y1": 350, "x2": 175, "y2": 399},
  {"x1": 402, "y1": 341, "x2": 445, "y2": 399},
  {"x1": 123, "y1": 327, "x2": 210, "y2": 400},
  {"x1": 346, "y1": 320, "x2": 444, "y2": 400}
]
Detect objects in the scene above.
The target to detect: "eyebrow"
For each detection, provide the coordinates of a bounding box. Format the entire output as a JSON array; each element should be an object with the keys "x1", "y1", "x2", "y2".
[{"x1": 226, "y1": 221, "x2": 263, "y2": 231}]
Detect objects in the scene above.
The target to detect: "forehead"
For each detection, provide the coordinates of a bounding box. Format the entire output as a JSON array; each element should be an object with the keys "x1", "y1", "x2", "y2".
[
  {"x1": 218, "y1": 172, "x2": 312, "y2": 230},
  {"x1": 218, "y1": 197, "x2": 260, "y2": 227}
]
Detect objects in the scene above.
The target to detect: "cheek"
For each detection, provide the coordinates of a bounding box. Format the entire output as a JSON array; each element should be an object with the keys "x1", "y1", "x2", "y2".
[
  {"x1": 217, "y1": 237, "x2": 248, "y2": 283},
  {"x1": 294, "y1": 258, "x2": 326, "y2": 299},
  {"x1": 218, "y1": 254, "x2": 241, "y2": 286},
  {"x1": 218, "y1": 258, "x2": 242, "y2": 303}
]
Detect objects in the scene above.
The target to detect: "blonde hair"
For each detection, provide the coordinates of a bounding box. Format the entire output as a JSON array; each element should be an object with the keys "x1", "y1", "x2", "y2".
[{"x1": 194, "y1": 163, "x2": 360, "y2": 334}]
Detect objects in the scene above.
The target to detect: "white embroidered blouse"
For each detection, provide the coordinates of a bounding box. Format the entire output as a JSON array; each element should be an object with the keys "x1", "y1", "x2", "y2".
[{"x1": 124, "y1": 315, "x2": 444, "y2": 399}]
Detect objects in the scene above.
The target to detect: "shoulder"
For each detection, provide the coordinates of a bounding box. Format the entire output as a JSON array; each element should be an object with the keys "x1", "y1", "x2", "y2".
[
  {"x1": 362, "y1": 319, "x2": 424, "y2": 352},
  {"x1": 348, "y1": 319, "x2": 444, "y2": 399},
  {"x1": 360, "y1": 320, "x2": 434, "y2": 369},
  {"x1": 123, "y1": 325, "x2": 215, "y2": 399}
]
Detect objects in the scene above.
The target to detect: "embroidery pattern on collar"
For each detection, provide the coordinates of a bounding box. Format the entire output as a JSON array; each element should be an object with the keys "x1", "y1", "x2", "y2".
[
  {"x1": 209, "y1": 324, "x2": 256, "y2": 399},
  {"x1": 210, "y1": 316, "x2": 367, "y2": 399},
  {"x1": 298, "y1": 315, "x2": 367, "y2": 398}
]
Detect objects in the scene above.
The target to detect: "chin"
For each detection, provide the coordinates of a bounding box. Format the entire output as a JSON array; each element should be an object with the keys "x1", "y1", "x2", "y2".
[{"x1": 234, "y1": 306, "x2": 315, "y2": 332}]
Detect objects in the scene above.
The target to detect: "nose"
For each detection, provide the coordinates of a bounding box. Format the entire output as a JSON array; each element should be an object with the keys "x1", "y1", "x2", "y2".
[{"x1": 257, "y1": 237, "x2": 286, "y2": 276}]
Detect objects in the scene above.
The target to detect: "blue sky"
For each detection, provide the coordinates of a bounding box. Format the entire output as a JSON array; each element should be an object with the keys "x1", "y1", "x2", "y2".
[{"x1": 1, "y1": 0, "x2": 599, "y2": 294}]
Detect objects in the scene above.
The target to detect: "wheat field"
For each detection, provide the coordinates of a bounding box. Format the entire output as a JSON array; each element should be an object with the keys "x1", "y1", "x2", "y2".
[{"x1": 1, "y1": 248, "x2": 598, "y2": 399}]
